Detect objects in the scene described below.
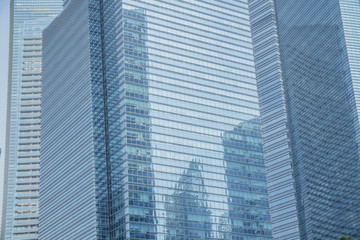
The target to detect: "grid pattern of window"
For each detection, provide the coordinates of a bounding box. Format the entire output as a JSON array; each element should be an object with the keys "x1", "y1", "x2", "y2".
[
  {"x1": 273, "y1": 0, "x2": 360, "y2": 239},
  {"x1": 40, "y1": 0, "x2": 109, "y2": 239},
  {"x1": 2, "y1": 1, "x2": 62, "y2": 239},
  {"x1": 340, "y1": 0, "x2": 360, "y2": 131},
  {"x1": 102, "y1": 0, "x2": 273, "y2": 239},
  {"x1": 248, "y1": 0, "x2": 301, "y2": 239},
  {"x1": 40, "y1": 0, "x2": 273, "y2": 239}
]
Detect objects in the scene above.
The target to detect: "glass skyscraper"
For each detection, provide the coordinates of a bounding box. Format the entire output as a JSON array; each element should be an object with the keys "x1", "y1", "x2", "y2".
[
  {"x1": 249, "y1": 0, "x2": 360, "y2": 239},
  {"x1": 1, "y1": 1, "x2": 62, "y2": 239},
  {"x1": 40, "y1": 0, "x2": 273, "y2": 239}
]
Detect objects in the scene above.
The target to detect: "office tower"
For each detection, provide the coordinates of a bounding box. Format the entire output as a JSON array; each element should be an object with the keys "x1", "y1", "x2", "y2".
[
  {"x1": 40, "y1": 0, "x2": 273, "y2": 239},
  {"x1": 249, "y1": 0, "x2": 360, "y2": 239},
  {"x1": 1, "y1": 1, "x2": 62, "y2": 239}
]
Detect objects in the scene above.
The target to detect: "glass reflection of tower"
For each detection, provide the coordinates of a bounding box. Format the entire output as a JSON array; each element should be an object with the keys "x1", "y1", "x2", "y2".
[
  {"x1": 222, "y1": 119, "x2": 273, "y2": 239},
  {"x1": 165, "y1": 160, "x2": 212, "y2": 240},
  {"x1": 40, "y1": 1, "x2": 275, "y2": 239},
  {"x1": 102, "y1": 7, "x2": 157, "y2": 239}
]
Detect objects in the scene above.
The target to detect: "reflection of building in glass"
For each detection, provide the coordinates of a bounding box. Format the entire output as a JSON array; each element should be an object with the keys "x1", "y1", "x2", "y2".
[
  {"x1": 249, "y1": 0, "x2": 360, "y2": 239},
  {"x1": 222, "y1": 119, "x2": 272, "y2": 239},
  {"x1": 40, "y1": 0, "x2": 273, "y2": 239},
  {"x1": 109, "y1": 8, "x2": 157, "y2": 240},
  {"x1": 1, "y1": 1, "x2": 62, "y2": 239},
  {"x1": 165, "y1": 160, "x2": 212, "y2": 240}
]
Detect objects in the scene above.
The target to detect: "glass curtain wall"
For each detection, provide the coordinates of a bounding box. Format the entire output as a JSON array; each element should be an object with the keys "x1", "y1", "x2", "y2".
[{"x1": 2, "y1": 1, "x2": 62, "y2": 239}]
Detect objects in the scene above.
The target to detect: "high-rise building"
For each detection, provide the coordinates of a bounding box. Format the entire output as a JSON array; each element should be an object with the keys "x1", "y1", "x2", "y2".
[
  {"x1": 1, "y1": 1, "x2": 62, "y2": 239},
  {"x1": 249, "y1": 0, "x2": 360, "y2": 239},
  {"x1": 40, "y1": 0, "x2": 273, "y2": 239}
]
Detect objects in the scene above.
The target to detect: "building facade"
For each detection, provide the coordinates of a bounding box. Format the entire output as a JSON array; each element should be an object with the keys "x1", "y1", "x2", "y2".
[
  {"x1": 248, "y1": 0, "x2": 301, "y2": 238},
  {"x1": 1, "y1": 1, "x2": 62, "y2": 239},
  {"x1": 249, "y1": 0, "x2": 360, "y2": 239},
  {"x1": 40, "y1": 0, "x2": 273, "y2": 239}
]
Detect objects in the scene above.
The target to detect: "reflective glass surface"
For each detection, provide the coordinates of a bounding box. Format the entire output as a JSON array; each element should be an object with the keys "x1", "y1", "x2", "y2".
[
  {"x1": 257, "y1": 0, "x2": 360, "y2": 239},
  {"x1": 340, "y1": 0, "x2": 360, "y2": 126},
  {"x1": 102, "y1": 1, "x2": 272, "y2": 239},
  {"x1": 2, "y1": 1, "x2": 62, "y2": 239},
  {"x1": 40, "y1": 0, "x2": 109, "y2": 239},
  {"x1": 248, "y1": 1, "x2": 301, "y2": 239},
  {"x1": 41, "y1": 0, "x2": 273, "y2": 239}
]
